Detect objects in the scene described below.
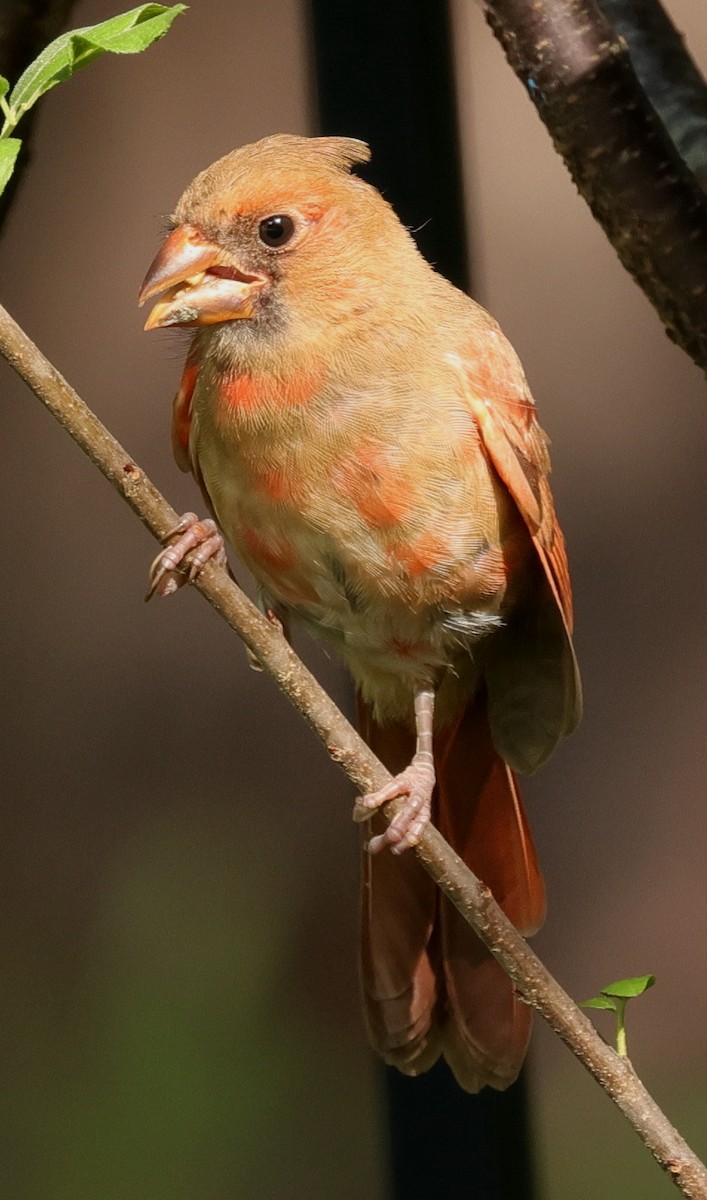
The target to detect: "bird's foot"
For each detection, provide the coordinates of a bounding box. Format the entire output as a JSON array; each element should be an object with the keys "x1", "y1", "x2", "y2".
[
  {"x1": 354, "y1": 755, "x2": 435, "y2": 855},
  {"x1": 146, "y1": 512, "x2": 227, "y2": 599}
]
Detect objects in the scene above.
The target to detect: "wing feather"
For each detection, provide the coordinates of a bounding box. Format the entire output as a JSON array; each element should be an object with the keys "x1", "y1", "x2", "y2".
[{"x1": 451, "y1": 326, "x2": 582, "y2": 768}]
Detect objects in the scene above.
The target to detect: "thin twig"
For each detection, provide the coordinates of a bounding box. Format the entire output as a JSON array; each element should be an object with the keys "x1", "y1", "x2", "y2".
[{"x1": 1, "y1": 299, "x2": 706, "y2": 1197}]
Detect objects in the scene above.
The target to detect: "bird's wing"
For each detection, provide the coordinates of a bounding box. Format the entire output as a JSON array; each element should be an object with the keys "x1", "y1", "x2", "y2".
[
  {"x1": 451, "y1": 324, "x2": 574, "y2": 630},
  {"x1": 452, "y1": 324, "x2": 582, "y2": 770},
  {"x1": 170, "y1": 352, "x2": 198, "y2": 473}
]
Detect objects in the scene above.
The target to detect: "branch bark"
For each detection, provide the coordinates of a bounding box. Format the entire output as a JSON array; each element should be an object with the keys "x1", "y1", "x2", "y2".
[
  {"x1": 484, "y1": 0, "x2": 707, "y2": 372},
  {"x1": 598, "y1": 0, "x2": 707, "y2": 189},
  {"x1": 2, "y1": 301, "x2": 707, "y2": 1193}
]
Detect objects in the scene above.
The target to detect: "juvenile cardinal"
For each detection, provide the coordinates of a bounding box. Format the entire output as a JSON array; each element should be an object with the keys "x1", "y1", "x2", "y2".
[{"x1": 139, "y1": 134, "x2": 581, "y2": 1092}]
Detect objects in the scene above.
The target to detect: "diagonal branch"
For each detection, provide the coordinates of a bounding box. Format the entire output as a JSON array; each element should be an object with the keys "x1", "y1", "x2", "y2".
[
  {"x1": 597, "y1": 0, "x2": 707, "y2": 189},
  {"x1": 1, "y1": 298, "x2": 707, "y2": 1196},
  {"x1": 484, "y1": 0, "x2": 707, "y2": 372}
]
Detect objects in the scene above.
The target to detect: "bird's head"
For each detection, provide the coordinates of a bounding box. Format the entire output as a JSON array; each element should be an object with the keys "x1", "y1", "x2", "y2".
[{"x1": 139, "y1": 134, "x2": 412, "y2": 342}]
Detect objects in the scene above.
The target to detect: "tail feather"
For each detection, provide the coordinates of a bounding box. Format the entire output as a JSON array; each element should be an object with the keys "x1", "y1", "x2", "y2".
[
  {"x1": 358, "y1": 692, "x2": 545, "y2": 1092},
  {"x1": 441, "y1": 936, "x2": 531, "y2": 1092}
]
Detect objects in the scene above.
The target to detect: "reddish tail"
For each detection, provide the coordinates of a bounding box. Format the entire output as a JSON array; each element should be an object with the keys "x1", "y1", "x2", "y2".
[{"x1": 359, "y1": 692, "x2": 545, "y2": 1092}]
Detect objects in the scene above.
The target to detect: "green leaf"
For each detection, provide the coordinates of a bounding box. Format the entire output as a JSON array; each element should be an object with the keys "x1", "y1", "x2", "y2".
[
  {"x1": 601, "y1": 975, "x2": 656, "y2": 999},
  {"x1": 0, "y1": 138, "x2": 22, "y2": 198},
  {"x1": 581, "y1": 995, "x2": 618, "y2": 1012},
  {"x1": 9, "y1": 4, "x2": 187, "y2": 116},
  {"x1": 581, "y1": 975, "x2": 654, "y2": 1058},
  {"x1": 0, "y1": 77, "x2": 9, "y2": 101}
]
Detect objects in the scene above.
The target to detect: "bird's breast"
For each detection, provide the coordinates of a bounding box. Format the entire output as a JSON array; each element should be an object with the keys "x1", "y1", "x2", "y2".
[{"x1": 191, "y1": 364, "x2": 530, "y2": 711}]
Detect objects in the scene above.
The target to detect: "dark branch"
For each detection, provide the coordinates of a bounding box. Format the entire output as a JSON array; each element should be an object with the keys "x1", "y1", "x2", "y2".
[
  {"x1": 598, "y1": 0, "x2": 707, "y2": 189},
  {"x1": 484, "y1": 0, "x2": 707, "y2": 373}
]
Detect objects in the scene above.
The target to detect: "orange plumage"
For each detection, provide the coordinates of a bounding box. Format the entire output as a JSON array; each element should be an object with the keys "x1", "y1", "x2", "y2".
[{"x1": 140, "y1": 134, "x2": 581, "y2": 1092}]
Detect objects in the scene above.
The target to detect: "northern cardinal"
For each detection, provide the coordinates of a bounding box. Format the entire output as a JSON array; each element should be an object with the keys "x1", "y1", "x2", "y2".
[{"x1": 139, "y1": 134, "x2": 581, "y2": 1092}]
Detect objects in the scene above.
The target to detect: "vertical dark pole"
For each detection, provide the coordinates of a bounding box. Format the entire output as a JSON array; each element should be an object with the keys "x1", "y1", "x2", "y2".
[
  {"x1": 384, "y1": 1062, "x2": 535, "y2": 1200},
  {"x1": 307, "y1": 0, "x2": 469, "y2": 291},
  {"x1": 307, "y1": 3, "x2": 537, "y2": 1197}
]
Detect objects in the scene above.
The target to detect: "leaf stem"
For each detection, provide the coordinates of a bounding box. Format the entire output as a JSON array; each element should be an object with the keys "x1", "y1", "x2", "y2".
[
  {"x1": 616, "y1": 997, "x2": 629, "y2": 1057},
  {"x1": 0, "y1": 108, "x2": 16, "y2": 137}
]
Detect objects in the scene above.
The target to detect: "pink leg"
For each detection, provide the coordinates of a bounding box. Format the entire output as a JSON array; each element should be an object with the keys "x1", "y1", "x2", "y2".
[
  {"x1": 146, "y1": 512, "x2": 227, "y2": 599},
  {"x1": 355, "y1": 688, "x2": 436, "y2": 855}
]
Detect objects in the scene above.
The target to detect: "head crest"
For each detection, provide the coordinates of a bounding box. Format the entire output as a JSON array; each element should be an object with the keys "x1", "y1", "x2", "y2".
[
  {"x1": 175, "y1": 135, "x2": 373, "y2": 224},
  {"x1": 310, "y1": 136, "x2": 371, "y2": 173}
]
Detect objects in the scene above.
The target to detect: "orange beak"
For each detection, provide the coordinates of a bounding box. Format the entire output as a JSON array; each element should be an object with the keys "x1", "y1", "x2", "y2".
[{"x1": 138, "y1": 223, "x2": 267, "y2": 330}]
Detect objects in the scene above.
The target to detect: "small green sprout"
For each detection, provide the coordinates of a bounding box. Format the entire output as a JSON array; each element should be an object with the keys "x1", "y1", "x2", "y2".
[
  {"x1": 0, "y1": 4, "x2": 187, "y2": 196},
  {"x1": 581, "y1": 974, "x2": 656, "y2": 1058}
]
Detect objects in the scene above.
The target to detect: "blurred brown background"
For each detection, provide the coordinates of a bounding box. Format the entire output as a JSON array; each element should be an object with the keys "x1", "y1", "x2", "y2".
[{"x1": 1, "y1": 1, "x2": 706, "y2": 1196}]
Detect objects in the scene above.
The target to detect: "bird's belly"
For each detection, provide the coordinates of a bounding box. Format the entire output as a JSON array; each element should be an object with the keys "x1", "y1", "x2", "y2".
[
  {"x1": 210, "y1": 479, "x2": 514, "y2": 719},
  {"x1": 195, "y1": 413, "x2": 525, "y2": 719}
]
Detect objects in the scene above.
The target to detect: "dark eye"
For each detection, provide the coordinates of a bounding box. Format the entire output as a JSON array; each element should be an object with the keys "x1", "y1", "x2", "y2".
[{"x1": 258, "y1": 214, "x2": 296, "y2": 248}]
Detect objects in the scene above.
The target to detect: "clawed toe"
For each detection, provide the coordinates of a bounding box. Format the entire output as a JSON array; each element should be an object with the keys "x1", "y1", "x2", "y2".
[
  {"x1": 146, "y1": 512, "x2": 227, "y2": 600},
  {"x1": 355, "y1": 757, "x2": 435, "y2": 856}
]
